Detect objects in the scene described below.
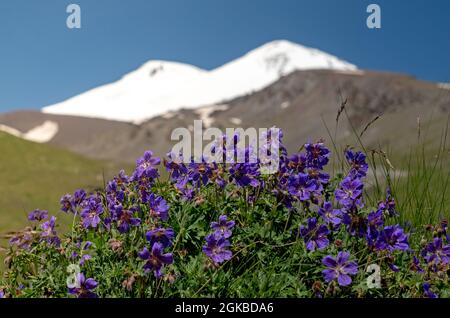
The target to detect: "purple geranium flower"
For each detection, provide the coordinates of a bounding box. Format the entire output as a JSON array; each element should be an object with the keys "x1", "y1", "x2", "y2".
[
  {"x1": 304, "y1": 142, "x2": 330, "y2": 169},
  {"x1": 139, "y1": 243, "x2": 173, "y2": 278},
  {"x1": 27, "y1": 209, "x2": 48, "y2": 222},
  {"x1": 147, "y1": 194, "x2": 169, "y2": 221},
  {"x1": 335, "y1": 176, "x2": 364, "y2": 209},
  {"x1": 345, "y1": 149, "x2": 368, "y2": 178},
  {"x1": 423, "y1": 283, "x2": 438, "y2": 298},
  {"x1": 113, "y1": 205, "x2": 141, "y2": 233},
  {"x1": 322, "y1": 251, "x2": 358, "y2": 286},
  {"x1": 188, "y1": 160, "x2": 212, "y2": 186},
  {"x1": 306, "y1": 167, "x2": 330, "y2": 185},
  {"x1": 411, "y1": 256, "x2": 425, "y2": 273},
  {"x1": 377, "y1": 188, "x2": 398, "y2": 217},
  {"x1": 421, "y1": 237, "x2": 450, "y2": 267},
  {"x1": 73, "y1": 189, "x2": 87, "y2": 207},
  {"x1": 229, "y1": 162, "x2": 260, "y2": 188},
  {"x1": 146, "y1": 228, "x2": 175, "y2": 247},
  {"x1": 132, "y1": 150, "x2": 160, "y2": 181},
  {"x1": 40, "y1": 216, "x2": 60, "y2": 246},
  {"x1": 300, "y1": 217, "x2": 329, "y2": 251},
  {"x1": 211, "y1": 215, "x2": 235, "y2": 239},
  {"x1": 80, "y1": 197, "x2": 103, "y2": 229},
  {"x1": 288, "y1": 173, "x2": 320, "y2": 202},
  {"x1": 165, "y1": 151, "x2": 188, "y2": 181},
  {"x1": 60, "y1": 189, "x2": 87, "y2": 214},
  {"x1": 375, "y1": 225, "x2": 409, "y2": 252},
  {"x1": 68, "y1": 273, "x2": 98, "y2": 298},
  {"x1": 60, "y1": 194, "x2": 73, "y2": 213},
  {"x1": 203, "y1": 234, "x2": 232, "y2": 265},
  {"x1": 318, "y1": 202, "x2": 342, "y2": 226},
  {"x1": 367, "y1": 209, "x2": 384, "y2": 229}
]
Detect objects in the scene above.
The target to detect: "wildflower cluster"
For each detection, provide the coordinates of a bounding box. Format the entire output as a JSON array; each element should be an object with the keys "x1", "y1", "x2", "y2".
[
  {"x1": 1, "y1": 129, "x2": 449, "y2": 298},
  {"x1": 203, "y1": 215, "x2": 235, "y2": 265}
]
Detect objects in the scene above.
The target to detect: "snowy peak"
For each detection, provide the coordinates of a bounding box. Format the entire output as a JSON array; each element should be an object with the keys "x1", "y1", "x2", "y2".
[
  {"x1": 42, "y1": 40, "x2": 357, "y2": 123},
  {"x1": 237, "y1": 40, "x2": 357, "y2": 76}
]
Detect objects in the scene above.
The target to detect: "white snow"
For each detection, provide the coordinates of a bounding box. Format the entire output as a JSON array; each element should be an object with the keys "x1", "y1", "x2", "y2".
[
  {"x1": 42, "y1": 40, "x2": 357, "y2": 123},
  {"x1": 0, "y1": 121, "x2": 59, "y2": 143},
  {"x1": 230, "y1": 117, "x2": 242, "y2": 125},
  {"x1": 195, "y1": 104, "x2": 229, "y2": 128},
  {"x1": 438, "y1": 83, "x2": 450, "y2": 90},
  {"x1": 280, "y1": 101, "x2": 291, "y2": 109},
  {"x1": 0, "y1": 124, "x2": 23, "y2": 138}
]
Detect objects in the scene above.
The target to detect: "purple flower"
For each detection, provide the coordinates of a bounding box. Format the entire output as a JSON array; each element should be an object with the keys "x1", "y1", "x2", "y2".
[
  {"x1": 27, "y1": 209, "x2": 48, "y2": 222},
  {"x1": 9, "y1": 229, "x2": 34, "y2": 250},
  {"x1": 79, "y1": 254, "x2": 92, "y2": 266},
  {"x1": 345, "y1": 149, "x2": 368, "y2": 178},
  {"x1": 60, "y1": 194, "x2": 73, "y2": 213},
  {"x1": 375, "y1": 225, "x2": 409, "y2": 252},
  {"x1": 335, "y1": 176, "x2": 364, "y2": 209},
  {"x1": 106, "y1": 179, "x2": 125, "y2": 204},
  {"x1": 68, "y1": 273, "x2": 98, "y2": 298},
  {"x1": 80, "y1": 197, "x2": 103, "y2": 229},
  {"x1": 288, "y1": 173, "x2": 320, "y2": 202},
  {"x1": 113, "y1": 205, "x2": 141, "y2": 233},
  {"x1": 365, "y1": 209, "x2": 384, "y2": 247},
  {"x1": 203, "y1": 234, "x2": 232, "y2": 264},
  {"x1": 286, "y1": 153, "x2": 306, "y2": 172},
  {"x1": 377, "y1": 188, "x2": 397, "y2": 217},
  {"x1": 307, "y1": 168, "x2": 330, "y2": 185},
  {"x1": 421, "y1": 237, "x2": 450, "y2": 267},
  {"x1": 188, "y1": 160, "x2": 212, "y2": 186},
  {"x1": 139, "y1": 243, "x2": 173, "y2": 278},
  {"x1": 411, "y1": 256, "x2": 424, "y2": 273},
  {"x1": 146, "y1": 228, "x2": 175, "y2": 247},
  {"x1": 300, "y1": 217, "x2": 329, "y2": 251},
  {"x1": 322, "y1": 251, "x2": 358, "y2": 286},
  {"x1": 211, "y1": 215, "x2": 235, "y2": 239},
  {"x1": 132, "y1": 150, "x2": 160, "y2": 181},
  {"x1": 367, "y1": 209, "x2": 384, "y2": 229},
  {"x1": 304, "y1": 142, "x2": 330, "y2": 169},
  {"x1": 318, "y1": 202, "x2": 342, "y2": 226},
  {"x1": 229, "y1": 162, "x2": 260, "y2": 188},
  {"x1": 60, "y1": 189, "x2": 87, "y2": 214},
  {"x1": 147, "y1": 194, "x2": 169, "y2": 221},
  {"x1": 73, "y1": 189, "x2": 87, "y2": 207},
  {"x1": 211, "y1": 133, "x2": 240, "y2": 163},
  {"x1": 0, "y1": 290, "x2": 4, "y2": 298},
  {"x1": 423, "y1": 282, "x2": 438, "y2": 298},
  {"x1": 165, "y1": 152, "x2": 188, "y2": 180},
  {"x1": 40, "y1": 216, "x2": 60, "y2": 246}
]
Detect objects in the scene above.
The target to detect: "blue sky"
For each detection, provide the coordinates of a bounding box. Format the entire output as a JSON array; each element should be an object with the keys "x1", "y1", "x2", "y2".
[{"x1": 0, "y1": 0, "x2": 449, "y2": 112}]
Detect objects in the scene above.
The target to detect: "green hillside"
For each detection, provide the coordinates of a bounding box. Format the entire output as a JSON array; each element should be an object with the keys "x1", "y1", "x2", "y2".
[{"x1": 0, "y1": 132, "x2": 125, "y2": 234}]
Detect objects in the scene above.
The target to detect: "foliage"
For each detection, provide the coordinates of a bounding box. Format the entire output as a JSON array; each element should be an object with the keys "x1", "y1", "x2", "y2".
[{"x1": 0, "y1": 129, "x2": 449, "y2": 298}]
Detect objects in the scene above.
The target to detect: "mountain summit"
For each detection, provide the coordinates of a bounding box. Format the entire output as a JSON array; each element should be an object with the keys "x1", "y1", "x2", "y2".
[{"x1": 42, "y1": 40, "x2": 357, "y2": 123}]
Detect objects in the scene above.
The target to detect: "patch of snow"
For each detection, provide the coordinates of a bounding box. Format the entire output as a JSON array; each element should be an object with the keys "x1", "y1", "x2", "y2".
[
  {"x1": 280, "y1": 101, "x2": 291, "y2": 109},
  {"x1": 195, "y1": 104, "x2": 229, "y2": 128},
  {"x1": 0, "y1": 121, "x2": 59, "y2": 143},
  {"x1": 438, "y1": 83, "x2": 450, "y2": 90},
  {"x1": 162, "y1": 111, "x2": 177, "y2": 119},
  {"x1": 230, "y1": 117, "x2": 242, "y2": 125},
  {"x1": 0, "y1": 125, "x2": 23, "y2": 138},
  {"x1": 42, "y1": 40, "x2": 357, "y2": 123},
  {"x1": 23, "y1": 121, "x2": 59, "y2": 143}
]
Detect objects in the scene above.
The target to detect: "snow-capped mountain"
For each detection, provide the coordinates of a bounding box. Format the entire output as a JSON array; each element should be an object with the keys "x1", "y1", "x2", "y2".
[{"x1": 42, "y1": 40, "x2": 357, "y2": 123}]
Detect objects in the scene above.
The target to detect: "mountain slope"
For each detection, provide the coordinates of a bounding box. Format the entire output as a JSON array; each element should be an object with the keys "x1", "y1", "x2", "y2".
[
  {"x1": 2, "y1": 70, "x2": 449, "y2": 163},
  {"x1": 0, "y1": 132, "x2": 124, "y2": 233},
  {"x1": 42, "y1": 40, "x2": 357, "y2": 123}
]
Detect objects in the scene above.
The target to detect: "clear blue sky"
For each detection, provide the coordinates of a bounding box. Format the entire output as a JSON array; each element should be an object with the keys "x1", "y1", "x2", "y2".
[{"x1": 0, "y1": 0, "x2": 449, "y2": 112}]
